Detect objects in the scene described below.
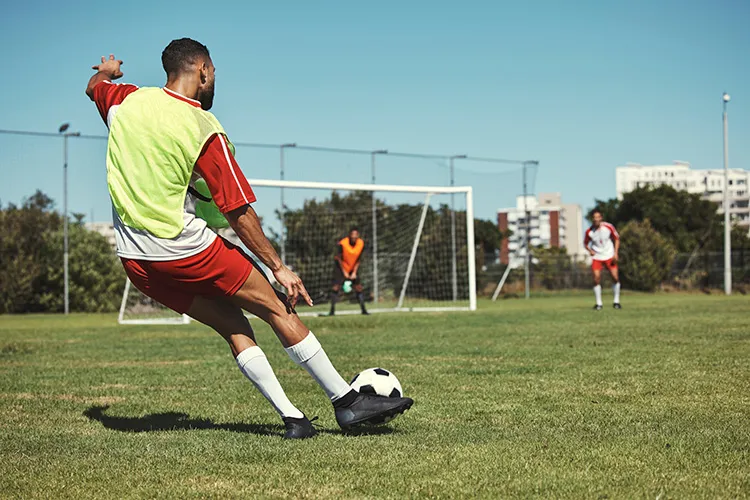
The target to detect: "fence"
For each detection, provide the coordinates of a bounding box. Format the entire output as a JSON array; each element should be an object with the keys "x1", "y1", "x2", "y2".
[{"x1": 485, "y1": 251, "x2": 750, "y2": 296}]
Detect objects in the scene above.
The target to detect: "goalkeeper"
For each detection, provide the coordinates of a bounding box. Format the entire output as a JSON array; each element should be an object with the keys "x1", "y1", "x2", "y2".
[
  {"x1": 85, "y1": 39, "x2": 411, "y2": 439},
  {"x1": 329, "y1": 227, "x2": 369, "y2": 316}
]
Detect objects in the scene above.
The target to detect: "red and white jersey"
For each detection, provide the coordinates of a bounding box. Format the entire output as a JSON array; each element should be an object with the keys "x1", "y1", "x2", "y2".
[
  {"x1": 584, "y1": 222, "x2": 619, "y2": 261},
  {"x1": 92, "y1": 81, "x2": 256, "y2": 261}
]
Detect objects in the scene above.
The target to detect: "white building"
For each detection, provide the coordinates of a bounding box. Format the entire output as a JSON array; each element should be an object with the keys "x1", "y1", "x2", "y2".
[
  {"x1": 615, "y1": 162, "x2": 750, "y2": 228},
  {"x1": 497, "y1": 193, "x2": 585, "y2": 265}
]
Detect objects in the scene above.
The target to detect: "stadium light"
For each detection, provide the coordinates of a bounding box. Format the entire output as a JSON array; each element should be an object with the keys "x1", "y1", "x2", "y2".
[
  {"x1": 521, "y1": 161, "x2": 538, "y2": 300},
  {"x1": 722, "y1": 93, "x2": 731, "y2": 295},
  {"x1": 59, "y1": 123, "x2": 81, "y2": 315},
  {"x1": 279, "y1": 143, "x2": 297, "y2": 264},
  {"x1": 370, "y1": 149, "x2": 388, "y2": 304}
]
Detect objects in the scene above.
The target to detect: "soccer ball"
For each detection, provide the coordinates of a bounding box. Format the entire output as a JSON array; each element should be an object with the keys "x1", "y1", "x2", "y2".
[
  {"x1": 342, "y1": 280, "x2": 353, "y2": 293},
  {"x1": 350, "y1": 368, "x2": 405, "y2": 425},
  {"x1": 350, "y1": 367, "x2": 404, "y2": 398}
]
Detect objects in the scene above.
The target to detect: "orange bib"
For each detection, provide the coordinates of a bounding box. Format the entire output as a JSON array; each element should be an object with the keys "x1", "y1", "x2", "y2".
[{"x1": 339, "y1": 237, "x2": 364, "y2": 273}]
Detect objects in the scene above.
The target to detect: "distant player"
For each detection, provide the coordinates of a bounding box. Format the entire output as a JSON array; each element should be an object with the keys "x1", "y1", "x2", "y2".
[
  {"x1": 85, "y1": 39, "x2": 411, "y2": 439},
  {"x1": 329, "y1": 227, "x2": 369, "y2": 316},
  {"x1": 584, "y1": 210, "x2": 622, "y2": 310}
]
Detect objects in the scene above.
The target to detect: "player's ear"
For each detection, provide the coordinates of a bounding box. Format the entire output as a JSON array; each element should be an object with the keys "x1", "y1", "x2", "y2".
[{"x1": 199, "y1": 62, "x2": 208, "y2": 84}]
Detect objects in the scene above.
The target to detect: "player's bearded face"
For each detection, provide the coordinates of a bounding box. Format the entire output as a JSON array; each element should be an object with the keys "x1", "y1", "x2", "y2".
[{"x1": 592, "y1": 212, "x2": 602, "y2": 227}]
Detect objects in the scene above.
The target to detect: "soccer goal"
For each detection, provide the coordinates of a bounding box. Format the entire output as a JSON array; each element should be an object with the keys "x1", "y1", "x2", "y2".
[{"x1": 118, "y1": 179, "x2": 476, "y2": 324}]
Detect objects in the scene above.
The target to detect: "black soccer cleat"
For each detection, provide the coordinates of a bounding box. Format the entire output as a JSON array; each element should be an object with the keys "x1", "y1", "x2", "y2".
[
  {"x1": 282, "y1": 415, "x2": 318, "y2": 440},
  {"x1": 334, "y1": 390, "x2": 413, "y2": 430},
  {"x1": 593, "y1": 305, "x2": 603, "y2": 311},
  {"x1": 613, "y1": 303, "x2": 622, "y2": 309}
]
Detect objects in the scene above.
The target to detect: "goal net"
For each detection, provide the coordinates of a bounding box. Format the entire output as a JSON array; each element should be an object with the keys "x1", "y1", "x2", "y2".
[{"x1": 118, "y1": 179, "x2": 476, "y2": 323}]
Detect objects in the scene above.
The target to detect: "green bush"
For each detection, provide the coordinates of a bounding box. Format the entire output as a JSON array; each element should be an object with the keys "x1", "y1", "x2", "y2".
[{"x1": 619, "y1": 219, "x2": 676, "y2": 291}]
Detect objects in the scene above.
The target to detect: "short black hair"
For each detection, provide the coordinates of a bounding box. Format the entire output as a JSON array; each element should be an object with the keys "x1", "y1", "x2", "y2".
[
  {"x1": 349, "y1": 226, "x2": 359, "y2": 233},
  {"x1": 592, "y1": 209, "x2": 602, "y2": 216},
  {"x1": 162, "y1": 38, "x2": 210, "y2": 77}
]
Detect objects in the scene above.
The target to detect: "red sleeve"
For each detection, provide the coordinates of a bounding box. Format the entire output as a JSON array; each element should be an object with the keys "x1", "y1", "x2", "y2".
[
  {"x1": 194, "y1": 134, "x2": 256, "y2": 213},
  {"x1": 92, "y1": 81, "x2": 139, "y2": 125},
  {"x1": 604, "y1": 222, "x2": 619, "y2": 240},
  {"x1": 583, "y1": 228, "x2": 591, "y2": 247}
]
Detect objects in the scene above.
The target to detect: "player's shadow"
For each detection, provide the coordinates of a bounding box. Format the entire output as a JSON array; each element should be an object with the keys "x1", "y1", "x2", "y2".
[{"x1": 83, "y1": 405, "x2": 395, "y2": 437}]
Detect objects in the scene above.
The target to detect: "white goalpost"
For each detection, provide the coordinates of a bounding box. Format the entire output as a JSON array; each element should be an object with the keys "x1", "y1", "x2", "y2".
[{"x1": 118, "y1": 179, "x2": 476, "y2": 324}]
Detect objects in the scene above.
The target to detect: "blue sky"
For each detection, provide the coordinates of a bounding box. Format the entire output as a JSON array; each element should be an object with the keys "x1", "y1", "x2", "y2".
[{"x1": 1, "y1": 0, "x2": 748, "y2": 225}]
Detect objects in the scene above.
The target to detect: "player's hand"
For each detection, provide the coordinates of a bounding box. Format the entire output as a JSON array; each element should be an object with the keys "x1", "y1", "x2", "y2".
[
  {"x1": 613, "y1": 253, "x2": 619, "y2": 263},
  {"x1": 588, "y1": 249, "x2": 596, "y2": 257},
  {"x1": 351, "y1": 272, "x2": 357, "y2": 280},
  {"x1": 273, "y1": 265, "x2": 313, "y2": 307},
  {"x1": 92, "y1": 54, "x2": 124, "y2": 80}
]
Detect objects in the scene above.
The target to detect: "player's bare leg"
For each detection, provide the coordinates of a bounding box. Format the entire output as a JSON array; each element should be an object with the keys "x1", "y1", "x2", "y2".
[
  {"x1": 592, "y1": 268, "x2": 603, "y2": 310},
  {"x1": 229, "y1": 268, "x2": 413, "y2": 430},
  {"x1": 609, "y1": 266, "x2": 622, "y2": 309},
  {"x1": 186, "y1": 295, "x2": 316, "y2": 439}
]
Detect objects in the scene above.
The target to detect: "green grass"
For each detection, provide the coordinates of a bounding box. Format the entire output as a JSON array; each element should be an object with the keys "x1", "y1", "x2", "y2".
[{"x1": 1, "y1": 294, "x2": 749, "y2": 499}]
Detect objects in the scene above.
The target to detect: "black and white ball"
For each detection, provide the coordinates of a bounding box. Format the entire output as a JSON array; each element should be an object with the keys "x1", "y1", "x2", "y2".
[{"x1": 350, "y1": 367, "x2": 404, "y2": 399}]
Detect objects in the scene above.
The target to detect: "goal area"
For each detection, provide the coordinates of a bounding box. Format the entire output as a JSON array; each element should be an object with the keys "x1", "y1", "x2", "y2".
[{"x1": 119, "y1": 179, "x2": 476, "y2": 324}]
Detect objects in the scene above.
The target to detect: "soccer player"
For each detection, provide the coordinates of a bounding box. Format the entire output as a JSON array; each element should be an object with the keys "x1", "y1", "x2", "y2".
[
  {"x1": 329, "y1": 227, "x2": 369, "y2": 316},
  {"x1": 85, "y1": 39, "x2": 412, "y2": 439},
  {"x1": 584, "y1": 210, "x2": 622, "y2": 310}
]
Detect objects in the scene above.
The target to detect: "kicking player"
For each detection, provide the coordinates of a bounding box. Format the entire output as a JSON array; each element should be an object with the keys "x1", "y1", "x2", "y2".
[
  {"x1": 85, "y1": 39, "x2": 412, "y2": 439},
  {"x1": 584, "y1": 210, "x2": 622, "y2": 310},
  {"x1": 329, "y1": 227, "x2": 369, "y2": 316}
]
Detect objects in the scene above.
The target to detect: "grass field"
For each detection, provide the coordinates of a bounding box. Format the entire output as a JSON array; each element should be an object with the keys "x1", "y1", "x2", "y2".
[{"x1": 1, "y1": 294, "x2": 749, "y2": 499}]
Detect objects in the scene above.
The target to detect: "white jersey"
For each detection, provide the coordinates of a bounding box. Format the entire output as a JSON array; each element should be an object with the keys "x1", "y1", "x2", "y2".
[{"x1": 584, "y1": 222, "x2": 619, "y2": 261}]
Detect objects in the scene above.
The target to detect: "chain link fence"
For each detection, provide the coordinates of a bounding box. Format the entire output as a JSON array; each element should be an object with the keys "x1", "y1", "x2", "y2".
[{"x1": 479, "y1": 251, "x2": 750, "y2": 297}]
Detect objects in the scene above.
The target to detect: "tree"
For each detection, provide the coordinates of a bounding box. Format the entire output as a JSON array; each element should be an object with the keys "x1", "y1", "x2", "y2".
[
  {"x1": 531, "y1": 246, "x2": 572, "y2": 289},
  {"x1": 618, "y1": 219, "x2": 677, "y2": 292},
  {"x1": 0, "y1": 191, "x2": 125, "y2": 313}
]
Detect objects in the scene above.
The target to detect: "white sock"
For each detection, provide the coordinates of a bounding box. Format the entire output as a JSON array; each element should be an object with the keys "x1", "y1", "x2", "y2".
[
  {"x1": 285, "y1": 332, "x2": 351, "y2": 401},
  {"x1": 236, "y1": 346, "x2": 304, "y2": 419},
  {"x1": 594, "y1": 285, "x2": 603, "y2": 306},
  {"x1": 613, "y1": 282, "x2": 621, "y2": 304}
]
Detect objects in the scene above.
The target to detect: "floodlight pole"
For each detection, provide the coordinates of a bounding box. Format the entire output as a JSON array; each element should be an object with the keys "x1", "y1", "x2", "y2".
[
  {"x1": 279, "y1": 143, "x2": 296, "y2": 264},
  {"x1": 522, "y1": 161, "x2": 536, "y2": 300},
  {"x1": 449, "y1": 155, "x2": 467, "y2": 301},
  {"x1": 59, "y1": 124, "x2": 80, "y2": 315},
  {"x1": 722, "y1": 93, "x2": 731, "y2": 295},
  {"x1": 371, "y1": 150, "x2": 387, "y2": 303}
]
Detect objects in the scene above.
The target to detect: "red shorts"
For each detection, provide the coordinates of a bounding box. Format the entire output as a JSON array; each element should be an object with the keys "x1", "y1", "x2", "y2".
[
  {"x1": 121, "y1": 237, "x2": 254, "y2": 314},
  {"x1": 592, "y1": 258, "x2": 618, "y2": 272}
]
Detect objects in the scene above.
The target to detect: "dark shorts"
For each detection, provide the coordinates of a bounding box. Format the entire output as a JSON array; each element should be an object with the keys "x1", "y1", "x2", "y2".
[{"x1": 332, "y1": 265, "x2": 361, "y2": 287}]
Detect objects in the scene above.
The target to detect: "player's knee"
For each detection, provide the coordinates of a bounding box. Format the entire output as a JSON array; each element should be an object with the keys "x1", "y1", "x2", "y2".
[
  {"x1": 354, "y1": 284, "x2": 364, "y2": 293},
  {"x1": 332, "y1": 285, "x2": 340, "y2": 293}
]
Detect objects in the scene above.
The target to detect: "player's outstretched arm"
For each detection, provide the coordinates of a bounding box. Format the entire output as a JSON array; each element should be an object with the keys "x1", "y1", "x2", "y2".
[
  {"x1": 226, "y1": 204, "x2": 313, "y2": 307},
  {"x1": 86, "y1": 54, "x2": 124, "y2": 100}
]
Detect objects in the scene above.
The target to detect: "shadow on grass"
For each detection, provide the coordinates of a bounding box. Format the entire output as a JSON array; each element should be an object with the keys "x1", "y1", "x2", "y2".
[{"x1": 83, "y1": 405, "x2": 396, "y2": 437}]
